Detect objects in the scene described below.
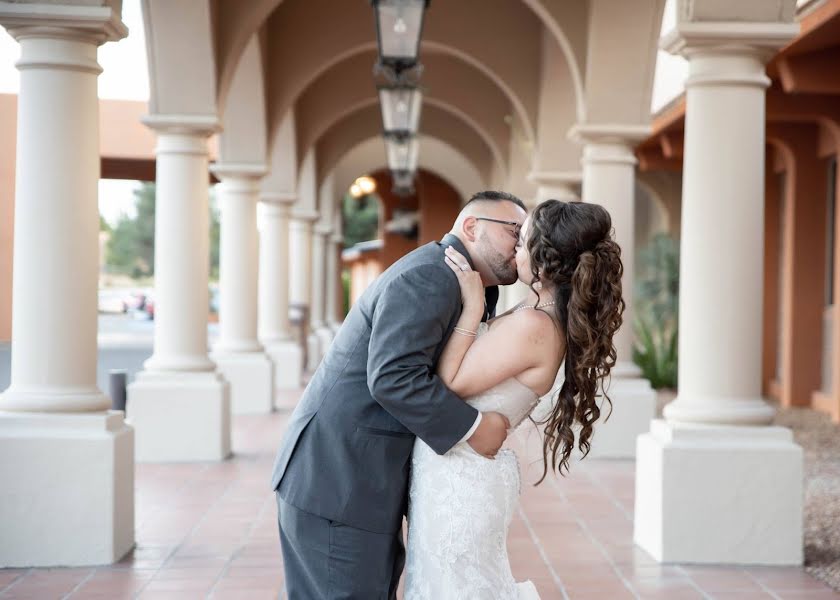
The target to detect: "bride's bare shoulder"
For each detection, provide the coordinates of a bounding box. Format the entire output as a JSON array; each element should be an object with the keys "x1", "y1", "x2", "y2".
[{"x1": 492, "y1": 307, "x2": 560, "y2": 346}]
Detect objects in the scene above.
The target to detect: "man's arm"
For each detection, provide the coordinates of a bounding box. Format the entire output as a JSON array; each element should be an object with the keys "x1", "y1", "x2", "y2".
[{"x1": 366, "y1": 263, "x2": 478, "y2": 455}]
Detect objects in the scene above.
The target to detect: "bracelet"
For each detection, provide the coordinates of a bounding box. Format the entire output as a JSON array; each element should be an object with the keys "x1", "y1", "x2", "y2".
[{"x1": 454, "y1": 326, "x2": 477, "y2": 337}]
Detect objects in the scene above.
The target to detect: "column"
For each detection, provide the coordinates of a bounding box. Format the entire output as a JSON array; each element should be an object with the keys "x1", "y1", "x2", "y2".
[
  {"x1": 126, "y1": 116, "x2": 230, "y2": 462},
  {"x1": 289, "y1": 209, "x2": 318, "y2": 372},
  {"x1": 0, "y1": 2, "x2": 132, "y2": 566},
  {"x1": 528, "y1": 170, "x2": 581, "y2": 203},
  {"x1": 634, "y1": 16, "x2": 802, "y2": 565},
  {"x1": 569, "y1": 125, "x2": 657, "y2": 458},
  {"x1": 311, "y1": 223, "x2": 336, "y2": 365},
  {"x1": 258, "y1": 193, "x2": 303, "y2": 394},
  {"x1": 209, "y1": 164, "x2": 274, "y2": 414},
  {"x1": 327, "y1": 232, "x2": 345, "y2": 332}
]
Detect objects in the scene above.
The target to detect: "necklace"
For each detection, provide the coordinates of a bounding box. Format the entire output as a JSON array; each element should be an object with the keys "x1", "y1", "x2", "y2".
[{"x1": 513, "y1": 300, "x2": 556, "y2": 313}]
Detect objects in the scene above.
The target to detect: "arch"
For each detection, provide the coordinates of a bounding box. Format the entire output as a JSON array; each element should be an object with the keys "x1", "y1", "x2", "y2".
[
  {"x1": 262, "y1": 0, "x2": 546, "y2": 144},
  {"x1": 213, "y1": 0, "x2": 282, "y2": 114},
  {"x1": 520, "y1": 0, "x2": 588, "y2": 122},
  {"x1": 217, "y1": 35, "x2": 268, "y2": 165},
  {"x1": 331, "y1": 136, "x2": 485, "y2": 208},
  {"x1": 314, "y1": 103, "x2": 494, "y2": 190},
  {"x1": 582, "y1": 0, "x2": 667, "y2": 124},
  {"x1": 294, "y1": 49, "x2": 511, "y2": 175},
  {"x1": 142, "y1": 0, "x2": 217, "y2": 115}
]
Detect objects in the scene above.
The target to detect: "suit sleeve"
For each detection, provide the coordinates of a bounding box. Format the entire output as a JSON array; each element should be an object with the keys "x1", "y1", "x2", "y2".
[{"x1": 366, "y1": 262, "x2": 480, "y2": 454}]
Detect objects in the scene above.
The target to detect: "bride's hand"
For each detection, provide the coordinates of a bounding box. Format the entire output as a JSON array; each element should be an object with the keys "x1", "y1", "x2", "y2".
[{"x1": 444, "y1": 246, "x2": 484, "y2": 314}]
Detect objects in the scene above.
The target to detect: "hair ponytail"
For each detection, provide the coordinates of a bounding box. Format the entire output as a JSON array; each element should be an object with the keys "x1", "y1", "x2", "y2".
[{"x1": 526, "y1": 201, "x2": 625, "y2": 482}]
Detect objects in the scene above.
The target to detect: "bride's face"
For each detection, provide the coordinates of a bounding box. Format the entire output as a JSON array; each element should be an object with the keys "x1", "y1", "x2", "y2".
[{"x1": 515, "y1": 217, "x2": 533, "y2": 285}]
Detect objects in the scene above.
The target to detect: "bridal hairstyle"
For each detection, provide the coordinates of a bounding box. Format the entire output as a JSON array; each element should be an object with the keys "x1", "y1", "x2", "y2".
[{"x1": 526, "y1": 200, "x2": 625, "y2": 482}]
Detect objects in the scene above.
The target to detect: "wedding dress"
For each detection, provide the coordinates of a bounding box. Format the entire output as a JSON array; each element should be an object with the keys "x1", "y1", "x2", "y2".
[{"x1": 404, "y1": 322, "x2": 543, "y2": 600}]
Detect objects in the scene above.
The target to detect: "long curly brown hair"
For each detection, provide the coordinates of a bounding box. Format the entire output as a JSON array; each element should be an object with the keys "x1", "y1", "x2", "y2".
[{"x1": 526, "y1": 200, "x2": 625, "y2": 483}]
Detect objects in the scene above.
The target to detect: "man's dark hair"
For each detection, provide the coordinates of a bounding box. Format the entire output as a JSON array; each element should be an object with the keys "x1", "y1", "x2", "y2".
[{"x1": 464, "y1": 190, "x2": 526, "y2": 211}]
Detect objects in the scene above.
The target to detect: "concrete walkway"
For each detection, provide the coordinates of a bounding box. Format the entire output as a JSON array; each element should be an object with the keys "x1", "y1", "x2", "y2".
[{"x1": 0, "y1": 395, "x2": 836, "y2": 599}]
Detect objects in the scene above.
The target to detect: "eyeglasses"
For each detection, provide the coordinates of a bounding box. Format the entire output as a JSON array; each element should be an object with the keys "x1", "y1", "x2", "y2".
[{"x1": 475, "y1": 217, "x2": 522, "y2": 240}]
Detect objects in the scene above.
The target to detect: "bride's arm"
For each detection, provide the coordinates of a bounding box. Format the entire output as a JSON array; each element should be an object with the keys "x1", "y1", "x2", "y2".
[{"x1": 438, "y1": 247, "x2": 553, "y2": 398}]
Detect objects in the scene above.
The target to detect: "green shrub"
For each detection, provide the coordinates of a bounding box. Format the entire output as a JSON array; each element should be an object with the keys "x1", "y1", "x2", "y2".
[{"x1": 633, "y1": 233, "x2": 679, "y2": 389}]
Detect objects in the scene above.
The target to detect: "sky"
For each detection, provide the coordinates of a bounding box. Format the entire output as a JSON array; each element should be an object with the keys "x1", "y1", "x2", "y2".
[{"x1": 0, "y1": 0, "x2": 691, "y2": 224}]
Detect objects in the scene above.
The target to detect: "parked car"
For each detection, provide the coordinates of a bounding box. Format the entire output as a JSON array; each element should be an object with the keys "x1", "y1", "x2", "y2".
[
  {"x1": 97, "y1": 290, "x2": 127, "y2": 314},
  {"x1": 126, "y1": 290, "x2": 155, "y2": 320}
]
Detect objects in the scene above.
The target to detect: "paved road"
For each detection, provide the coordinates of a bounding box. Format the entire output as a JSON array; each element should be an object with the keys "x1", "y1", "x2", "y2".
[{"x1": 0, "y1": 314, "x2": 220, "y2": 398}]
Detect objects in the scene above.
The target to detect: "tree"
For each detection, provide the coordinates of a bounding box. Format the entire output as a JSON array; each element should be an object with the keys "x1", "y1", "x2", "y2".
[
  {"x1": 209, "y1": 188, "x2": 220, "y2": 280},
  {"x1": 342, "y1": 192, "x2": 380, "y2": 248},
  {"x1": 105, "y1": 182, "x2": 155, "y2": 278}
]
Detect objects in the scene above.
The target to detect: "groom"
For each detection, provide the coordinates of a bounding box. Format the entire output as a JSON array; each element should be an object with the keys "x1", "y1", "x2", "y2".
[{"x1": 271, "y1": 190, "x2": 528, "y2": 598}]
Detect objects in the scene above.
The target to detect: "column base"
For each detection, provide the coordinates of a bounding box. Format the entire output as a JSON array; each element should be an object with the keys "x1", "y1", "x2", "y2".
[
  {"x1": 0, "y1": 411, "x2": 134, "y2": 567},
  {"x1": 587, "y1": 376, "x2": 657, "y2": 458},
  {"x1": 264, "y1": 339, "x2": 303, "y2": 391},
  {"x1": 306, "y1": 332, "x2": 322, "y2": 372},
  {"x1": 127, "y1": 370, "x2": 230, "y2": 462},
  {"x1": 210, "y1": 351, "x2": 274, "y2": 415},
  {"x1": 634, "y1": 419, "x2": 803, "y2": 565}
]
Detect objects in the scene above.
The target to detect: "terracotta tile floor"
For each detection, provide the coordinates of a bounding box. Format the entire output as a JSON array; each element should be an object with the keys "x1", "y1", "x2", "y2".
[{"x1": 0, "y1": 391, "x2": 837, "y2": 600}]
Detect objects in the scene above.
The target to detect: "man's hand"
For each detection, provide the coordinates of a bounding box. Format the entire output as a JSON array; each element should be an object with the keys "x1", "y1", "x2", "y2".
[{"x1": 467, "y1": 411, "x2": 510, "y2": 459}]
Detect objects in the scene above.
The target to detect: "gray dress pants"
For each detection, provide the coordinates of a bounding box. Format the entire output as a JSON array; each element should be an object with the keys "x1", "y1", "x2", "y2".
[{"x1": 276, "y1": 493, "x2": 405, "y2": 599}]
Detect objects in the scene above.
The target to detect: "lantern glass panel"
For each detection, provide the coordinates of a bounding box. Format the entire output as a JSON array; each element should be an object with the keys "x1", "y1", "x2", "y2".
[
  {"x1": 385, "y1": 136, "x2": 419, "y2": 172},
  {"x1": 375, "y1": 1, "x2": 425, "y2": 63},
  {"x1": 379, "y1": 87, "x2": 422, "y2": 133}
]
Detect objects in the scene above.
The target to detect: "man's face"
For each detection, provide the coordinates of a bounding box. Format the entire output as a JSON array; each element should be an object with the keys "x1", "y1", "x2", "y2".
[{"x1": 471, "y1": 201, "x2": 527, "y2": 285}]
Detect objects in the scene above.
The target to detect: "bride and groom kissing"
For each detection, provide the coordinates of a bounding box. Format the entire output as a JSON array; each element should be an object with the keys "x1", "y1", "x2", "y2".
[{"x1": 270, "y1": 190, "x2": 625, "y2": 599}]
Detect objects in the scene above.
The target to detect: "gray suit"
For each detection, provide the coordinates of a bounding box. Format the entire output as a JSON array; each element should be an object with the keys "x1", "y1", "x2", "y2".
[{"x1": 271, "y1": 234, "x2": 497, "y2": 599}]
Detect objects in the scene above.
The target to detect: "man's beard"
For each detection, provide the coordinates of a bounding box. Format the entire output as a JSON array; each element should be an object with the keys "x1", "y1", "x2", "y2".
[{"x1": 477, "y1": 233, "x2": 517, "y2": 285}]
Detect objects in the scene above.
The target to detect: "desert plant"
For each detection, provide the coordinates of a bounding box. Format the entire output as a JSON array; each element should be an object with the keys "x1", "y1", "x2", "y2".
[{"x1": 633, "y1": 233, "x2": 680, "y2": 389}]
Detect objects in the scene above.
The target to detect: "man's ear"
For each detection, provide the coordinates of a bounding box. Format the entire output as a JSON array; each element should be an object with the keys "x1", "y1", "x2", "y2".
[{"x1": 462, "y1": 216, "x2": 478, "y2": 242}]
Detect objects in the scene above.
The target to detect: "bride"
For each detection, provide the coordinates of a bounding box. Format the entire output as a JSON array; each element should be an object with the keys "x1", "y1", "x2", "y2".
[{"x1": 404, "y1": 199, "x2": 625, "y2": 599}]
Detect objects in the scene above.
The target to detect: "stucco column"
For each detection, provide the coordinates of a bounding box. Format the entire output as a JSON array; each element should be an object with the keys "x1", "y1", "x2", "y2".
[
  {"x1": 634, "y1": 17, "x2": 802, "y2": 566},
  {"x1": 209, "y1": 164, "x2": 273, "y2": 414},
  {"x1": 528, "y1": 171, "x2": 581, "y2": 204},
  {"x1": 0, "y1": 2, "x2": 133, "y2": 566},
  {"x1": 327, "y1": 233, "x2": 345, "y2": 331},
  {"x1": 127, "y1": 116, "x2": 230, "y2": 461},
  {"x1": 310, "y1": 224, "x2": 329, "y2": 330},
  {"x1": 310, "y1": 223, "x2": 336, "y2": 368},
  {"x1": 258, "y1": 193, "x2": 303, "y2": 392},
  {"x1": 568, "y1": 125, "x2": 656, "y2": 458},
  {"x1": 290, "y1": 210, "x2": 318, "y2": 308},
  {"x1": 290, "y1": 209, "x2": 318, "y2": 372}
]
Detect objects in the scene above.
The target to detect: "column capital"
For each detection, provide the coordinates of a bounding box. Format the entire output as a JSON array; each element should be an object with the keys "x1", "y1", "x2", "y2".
[
  {"x1": 527, "y1": 170, "x2": 581, "y2": 188},
  {"x1": 259, "y1": 191, "x2": 296, "y2": 206},
  {"x1": 210, "y1": 162, "x2": 267, "y2": 182},
  {"x1": 661, "y1": 22, "x2": 798, "y2": 61},
  {"x1": 290, "y1": 209, "x2": 320, "y2": 223},
  {"x1": 568, "y1": 123, "x2": 650, "y2": 147},
  {"x1": 0, "y1": 1, "x2": 127, "y2": 44},
  {"x1": 315, "y1": 223, "x2": 334, "y2": 236},
  {"x1": 141, "y1": 114, "x2": 221, "y2": 137}
]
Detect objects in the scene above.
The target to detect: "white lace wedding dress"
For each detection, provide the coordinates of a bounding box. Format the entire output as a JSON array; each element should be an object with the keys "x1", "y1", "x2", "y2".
[{"x1": 404, "y1": 322, "x2": 543, "y2": 600}]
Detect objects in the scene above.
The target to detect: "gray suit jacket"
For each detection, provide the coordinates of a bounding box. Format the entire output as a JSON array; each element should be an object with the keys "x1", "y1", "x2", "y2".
[{"x1": 270, "y1": 234, "x2": 496, "y2": 534}]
